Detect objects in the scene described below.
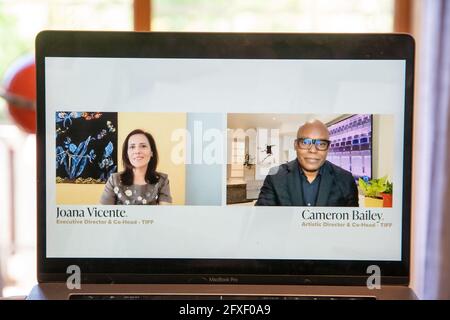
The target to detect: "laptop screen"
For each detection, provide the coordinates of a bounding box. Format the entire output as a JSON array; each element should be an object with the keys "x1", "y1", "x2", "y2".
[{"x1": 37, "y1": 32, "x2": 414, "y2": 282}]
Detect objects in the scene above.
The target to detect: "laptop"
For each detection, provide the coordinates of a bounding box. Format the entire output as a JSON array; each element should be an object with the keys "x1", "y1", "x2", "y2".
[{"x1": 28, "y1": 31, "x2": 416, "y2": 300}]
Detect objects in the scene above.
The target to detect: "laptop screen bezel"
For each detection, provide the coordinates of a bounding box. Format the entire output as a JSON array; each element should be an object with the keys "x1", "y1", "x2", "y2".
[{"x1": 36, "y1": 31, "x2": 414, "y2": 285}]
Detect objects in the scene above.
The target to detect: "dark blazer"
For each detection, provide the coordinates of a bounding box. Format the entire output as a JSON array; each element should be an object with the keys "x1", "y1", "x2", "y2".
[{"x1": 255, "y1": 160, "x2": 359, "y2": 207}]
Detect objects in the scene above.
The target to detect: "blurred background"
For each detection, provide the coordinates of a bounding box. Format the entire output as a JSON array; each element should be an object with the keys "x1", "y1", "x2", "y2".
[{"x1": 0, "y1": 0, "x2": 448, "y2": 299}]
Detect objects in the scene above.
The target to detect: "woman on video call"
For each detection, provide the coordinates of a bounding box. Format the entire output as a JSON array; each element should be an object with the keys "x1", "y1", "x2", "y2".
[{"x1": 100, "y1": 129, "x2": 172, "y2": 205}]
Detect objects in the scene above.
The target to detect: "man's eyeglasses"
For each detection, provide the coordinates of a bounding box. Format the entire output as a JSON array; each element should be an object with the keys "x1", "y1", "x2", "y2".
[{"x1": 295, "y1": 138, "x2": 331, "y2": 151}]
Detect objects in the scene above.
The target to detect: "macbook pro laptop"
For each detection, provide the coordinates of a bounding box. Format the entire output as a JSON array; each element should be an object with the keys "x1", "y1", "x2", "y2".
[{"x1": 28, "y1": 31, "x2": 416, "y2": 300}]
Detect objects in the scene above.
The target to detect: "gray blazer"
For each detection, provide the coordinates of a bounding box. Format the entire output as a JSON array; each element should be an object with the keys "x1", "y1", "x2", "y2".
[
  {"x1": 100, "y1": 172, "x2": 172, "y2": 205},
  {"x1": 255, "y1": 160, "x2": 359, "y2": 207}
]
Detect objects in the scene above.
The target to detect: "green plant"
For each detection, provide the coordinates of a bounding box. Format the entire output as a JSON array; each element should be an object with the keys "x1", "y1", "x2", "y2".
[
  {"x1": 358, "y1": 176, "x2": 393, "y2": 198},
  {"x1": 383, "y1": 180, "x2": 393, "y2": 194}
]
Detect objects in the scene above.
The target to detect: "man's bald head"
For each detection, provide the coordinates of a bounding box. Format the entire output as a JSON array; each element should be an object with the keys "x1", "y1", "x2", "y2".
[{"x1": 297, "y1": 119, "x2": 330, "y2": 140}]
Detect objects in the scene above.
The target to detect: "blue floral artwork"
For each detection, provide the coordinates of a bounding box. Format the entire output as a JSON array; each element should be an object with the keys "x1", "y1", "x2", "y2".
[{"x1": 55, "y1": 112, "x2": 118, "y2": 184}]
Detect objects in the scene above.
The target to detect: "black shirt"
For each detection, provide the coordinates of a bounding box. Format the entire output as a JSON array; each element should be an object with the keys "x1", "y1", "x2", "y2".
[{"x1": 299, "y1": 165, "x2": 324, "y2": 206}]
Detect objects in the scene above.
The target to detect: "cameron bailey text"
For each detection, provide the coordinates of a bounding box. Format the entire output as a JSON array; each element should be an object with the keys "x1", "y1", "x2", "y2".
[
  {"x1": 302, "y1": 209, "x2": 383, "y2": 222},
  {"x1": 57, "y1": 207, "x2": 127, "y2": 218}
]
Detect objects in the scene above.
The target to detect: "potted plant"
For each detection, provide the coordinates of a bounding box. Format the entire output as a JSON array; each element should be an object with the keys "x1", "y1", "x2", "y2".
[
  {"x1": 358, "y1": 176, "x2": 392, "y2": 208},
  {"x1": 381, "y1": 180, "x2": 393, "y2": 208}
]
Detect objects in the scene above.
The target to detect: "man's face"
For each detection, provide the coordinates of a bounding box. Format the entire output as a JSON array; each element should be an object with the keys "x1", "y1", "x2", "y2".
[{"x1": 295, "y1": 124, "x2": 330, "y2": 173}]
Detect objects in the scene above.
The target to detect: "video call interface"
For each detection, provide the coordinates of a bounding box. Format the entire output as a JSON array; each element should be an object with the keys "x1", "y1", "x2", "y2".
[{"x1": 45, "y1": 57, "x2": 405, "y2": 261}]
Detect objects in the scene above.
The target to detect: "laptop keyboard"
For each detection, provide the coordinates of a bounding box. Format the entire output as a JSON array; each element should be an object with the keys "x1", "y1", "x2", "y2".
[{"x1": 69, "y1": 294, "x2": 375, "y2": 300}]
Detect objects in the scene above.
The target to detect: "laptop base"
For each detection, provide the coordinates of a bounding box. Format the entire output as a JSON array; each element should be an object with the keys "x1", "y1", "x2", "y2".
[{"x1": 27, "y1": 283, "x2": 417, "y2": 300}]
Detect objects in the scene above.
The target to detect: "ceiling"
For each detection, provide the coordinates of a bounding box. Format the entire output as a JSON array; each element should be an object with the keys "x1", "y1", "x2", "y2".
[{"x1": 227, "y1": 113, "x2": 342, "y2": 134}]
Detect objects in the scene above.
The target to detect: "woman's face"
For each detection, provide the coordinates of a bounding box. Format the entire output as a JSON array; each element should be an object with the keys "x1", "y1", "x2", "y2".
[{"x1": 127, "y1": 133, "x2": 152, "y2": 169}]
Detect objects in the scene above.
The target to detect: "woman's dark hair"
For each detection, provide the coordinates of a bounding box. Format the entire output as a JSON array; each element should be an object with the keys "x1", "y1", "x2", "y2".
[{"x1": 120, "y1": 129, "x2": 159, "y2": 186}]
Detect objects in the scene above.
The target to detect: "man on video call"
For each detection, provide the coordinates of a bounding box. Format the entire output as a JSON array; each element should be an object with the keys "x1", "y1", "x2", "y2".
[{"x1": 255, "y1": 119, "x2": 359, "y2": 207}]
